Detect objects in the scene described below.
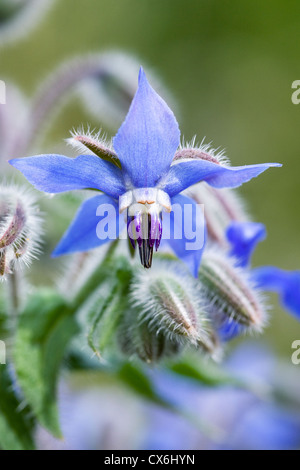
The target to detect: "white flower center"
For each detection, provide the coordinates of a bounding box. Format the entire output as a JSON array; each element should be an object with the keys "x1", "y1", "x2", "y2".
[{"x1": 119, "y1": 188, "x2": 171, "y2": 268}]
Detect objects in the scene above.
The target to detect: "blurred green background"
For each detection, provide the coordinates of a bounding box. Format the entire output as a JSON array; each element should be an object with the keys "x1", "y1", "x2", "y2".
[{"x1": 1, "y1": 0, "x2": 300, "y2": 356}]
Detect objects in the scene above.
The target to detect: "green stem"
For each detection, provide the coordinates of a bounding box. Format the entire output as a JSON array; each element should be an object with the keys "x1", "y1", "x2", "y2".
[
  {"x1": 7, "y1": 271, "x2": 20, "y2": 318},
  {"x1": 72, "y1": 239, "x2": 120, "y2": 307}
]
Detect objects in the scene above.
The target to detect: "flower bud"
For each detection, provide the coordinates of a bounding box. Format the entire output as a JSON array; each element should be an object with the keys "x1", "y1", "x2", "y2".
[
  {"x1": 198, "y1": 249, "x2": 266, "y2": 337},
  {"x1": 129, "y1": 261, "x2": 220, "y2": 358},
  {"x1": 119, "y1": 314, "x2": 182, "y2": 363},
  {"x1": 174, "y1": 139, "x2": 229, "y2": 166},
  {"x1": 0, "y1": 185, "x2": 42, "y2": 278},
  {"x1": 67, "y1": 128, "x2": 121, "y2": 168}
]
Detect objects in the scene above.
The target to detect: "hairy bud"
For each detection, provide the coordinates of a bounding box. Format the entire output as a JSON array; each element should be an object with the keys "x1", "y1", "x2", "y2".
[
  {"x1": 0, "y1": 185, "x2": 42, "y2": 278},
  {"x1": 119, "y1": 314, "x2": 182, "y2": 363},
  {"x1": 128, "y1": 261, "x2": 220, "y2": 359},
  {"x1": 67, "y1": 128, "x2": 121, "y2": 168},
  {"x1": 198, "y1": 249, "x2": 266, "y2": 338},
  {"x1": 174, "y1": 139, "x2": 230, "y2": 166}
]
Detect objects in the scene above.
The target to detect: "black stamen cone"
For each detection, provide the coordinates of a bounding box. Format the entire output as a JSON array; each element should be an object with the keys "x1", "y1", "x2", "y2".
[{"x1": 139, "y1": 214, "x2": 153, "y2": 268}]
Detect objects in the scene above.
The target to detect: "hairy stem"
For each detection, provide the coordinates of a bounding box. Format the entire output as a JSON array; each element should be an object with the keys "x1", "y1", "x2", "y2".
[
  {"x1": 12, "y1": 55, "x2": 134, "y2": 157},
  {"x1": 7, "y1": 271, "x2": 20, "y2": 318},
  {"x1": 72, "y1": 239, "x2": 120, "y2": 307}
]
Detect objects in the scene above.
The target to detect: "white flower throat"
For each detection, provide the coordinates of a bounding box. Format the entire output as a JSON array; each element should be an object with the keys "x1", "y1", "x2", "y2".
[{"x1": 119, "y1": 188, "x2": 171, "y2": 268}]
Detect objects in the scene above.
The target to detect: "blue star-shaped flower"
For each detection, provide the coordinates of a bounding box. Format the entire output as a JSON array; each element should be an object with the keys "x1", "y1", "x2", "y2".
[
  {"x1": 226, "y1": 221, "x2": 300, "y2": 321},
  {"x1": 9, "y1": 68, "x2": 280, "y2": 275}
]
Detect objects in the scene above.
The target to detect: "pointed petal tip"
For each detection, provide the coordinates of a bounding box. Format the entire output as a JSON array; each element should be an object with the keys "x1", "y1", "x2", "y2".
[
  {"x1": 8, "y1": 158, "x2": 19, "y2": 167},
  {"x1": 51, "y1": 242, "x2": 68, "y2": 258},
  {"x1": 162, "y1": 160, "x2": 282, "y2": 196},
  {"x1": 226, "y1": 221, "x2": 267, "y2": 267},
  {"x1": 114, "y1": 66, "x2": 180, "y2": 187},
  {"x1": 51, "y1": 249, "x2": 61, "y2": 258},
  {"x1": 51, "y1": 246, "x2": 73, "y2": 258},
  {"x1": 138, "y1": 67, "x2": 151, "y2": 92},
  {"x1": 268, "y1": 162, "x2": 282, "y2": 168},
  {"x1": 7, "y1": 154, "x2": 125, "y2": 198},
  {"x1": 138, "y1": 66, "x2": 147, "y2": 84},
  {"x1": 138, "y1": 66, "x2": 144, "y2": 78}
]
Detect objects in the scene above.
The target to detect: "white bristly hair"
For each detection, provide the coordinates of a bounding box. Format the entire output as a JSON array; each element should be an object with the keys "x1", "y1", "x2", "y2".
[
  {"x1": 199, "y1": 246, "x2": 269, "y2": 336},
  {"x1": 0, "y1": 184, "x2": 43, "y2": 279}
]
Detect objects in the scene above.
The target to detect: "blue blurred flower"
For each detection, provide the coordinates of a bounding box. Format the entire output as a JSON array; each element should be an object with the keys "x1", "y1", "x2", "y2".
[
  {"x1": 10, "y1": 68, "x2": 279, "y2": 274},
  {"x1": 36, "y1": 344, "x2": 300, "y2": 450},
  {"x1": 36, "y1": 383, "x2": 146, "y2": 450},
  {"x1": 226, "y1": 221, "x2": 266, "y2": 268},
  {"x1": 253, "y1": 267, "x2": 300, "y2": 321},
  {"x1": 226, "y1": 221, "x2": 300, "y2": 320},
  {"x1": 145, "y1": 343, "x2": 300, "y2": 450},
  {"x1": 145, "y1": 380, "x2": 300, "y2": 450}
]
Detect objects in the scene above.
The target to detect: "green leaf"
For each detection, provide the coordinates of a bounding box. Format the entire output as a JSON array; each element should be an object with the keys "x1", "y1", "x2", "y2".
[
  {"x1": 117, "y1": 362, "x2": 170, "y2": 408},
  {"x1": 116, "y1": 361, "x2": 225, "y2": 441},
  {"x1": 72, "y1": 241, "x2": 120, "y2": 307},
  {"x1": 77, "y1": 256, "x2": 133, "y2": 358},
  {"x1": 168, "y1": 357, "x2": 245, "y2": 388},
  {"x1": 0, "y1": 365, "x2": 35, "y2": 450},
  {"x1": 14, "y1": 289, "x2": 78, "y2": 437},
  {"x1": 0, "y1": 293, "x2": 9, "y2": 341},
  {"x1": 86, "y1": 282, "x2": 121, "y2": 356}
]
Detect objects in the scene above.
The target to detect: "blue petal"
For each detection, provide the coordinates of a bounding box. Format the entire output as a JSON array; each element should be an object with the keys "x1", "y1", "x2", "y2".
[
  {"x1": 161, "y1": 160, "x2": 281, "y2": 197},
  {"x1": 163, "y1": 194, "x2": 205, "y2": 277},
  {"x1": 233, "y1": 405, "x2": 300, "y2": 451},
  {"x1": 226, "y1": 221, "x2": 266, "y2": 267},
  {"x1": 52, "y1": 194, "x2": 124, "y2": 256},
  {"x1": 252, "y1": 267, "x2": 300, "y2": 320},
  {"x1": 9, "y1": 154, "x2": 125, "y2": 199},
  {"x1": 218, "y1": 320, "x2": 243, "y2": 341},
  {"x1": 113, "y1": 68, "x2": 180, "y2": 187}
]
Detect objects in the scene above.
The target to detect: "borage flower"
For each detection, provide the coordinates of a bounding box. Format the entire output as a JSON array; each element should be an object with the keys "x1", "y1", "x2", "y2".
[
  {"x1": 226, "y1": 221, "x2": 300, "y2": 321},
  {"x1": 9, "y1": 68, "x2": 280, "y2": 274}
]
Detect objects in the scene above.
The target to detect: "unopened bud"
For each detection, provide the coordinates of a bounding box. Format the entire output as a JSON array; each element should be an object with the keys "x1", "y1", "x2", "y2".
[
  {"x1": 174, "y1": 139, "x2": 229, "y2": 166},
  {"x1": 0, "y1": 185, "x2": 42, "y2": 278},
  {"x1": 198, "y1": 249, "x2": 266, "y2": 337},
  {"x1": 119, "y1": 315, "x2": 182, "y2": 363},
  {"x1": 129, "y1": 261, "x2": 219, "y2": 358},
  {"x1": 67, "y1": 129, "x2": 121, "y2": 168}
]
